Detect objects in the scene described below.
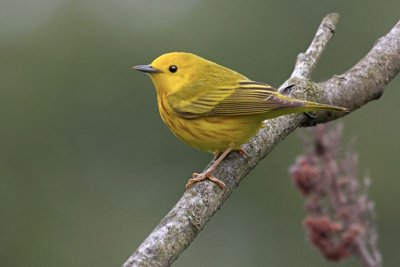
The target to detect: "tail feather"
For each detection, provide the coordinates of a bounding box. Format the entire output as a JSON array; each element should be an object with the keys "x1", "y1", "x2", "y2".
[
  {"x1": 301, "y1": 100, "x2": 349, "y2": 113},
  {"x1": 262, "y1": 97, "x2": 349, "y2": 119}
]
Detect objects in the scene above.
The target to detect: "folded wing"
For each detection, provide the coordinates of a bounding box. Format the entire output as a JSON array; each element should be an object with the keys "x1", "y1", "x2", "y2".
[{"x1": 168, "y1": 80, "x2": 303, "y2": 118}]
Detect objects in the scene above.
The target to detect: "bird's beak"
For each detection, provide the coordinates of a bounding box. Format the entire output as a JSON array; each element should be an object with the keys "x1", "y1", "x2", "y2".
[{"x1": 132, "y1": 65, "x2": 161, "y2": 73}]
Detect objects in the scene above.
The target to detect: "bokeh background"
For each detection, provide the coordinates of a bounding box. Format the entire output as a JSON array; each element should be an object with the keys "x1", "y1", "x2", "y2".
[{"x1": 1, "y1": 1, "x2": 399, "y2": 266}]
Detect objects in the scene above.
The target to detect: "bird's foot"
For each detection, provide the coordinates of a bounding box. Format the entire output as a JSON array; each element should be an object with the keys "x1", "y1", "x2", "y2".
[
  {"x1": 185, "y1": 171, "x2": 226, "y2": 190},
  {"x1": 185, "y1": 145, "x2": 233, "y2": 190},
  {"x1": 237, "y1": 148, "x2": 249, "y2": 157}
]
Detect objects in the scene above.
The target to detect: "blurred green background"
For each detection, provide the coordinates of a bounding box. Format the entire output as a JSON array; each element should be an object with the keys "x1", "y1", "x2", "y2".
[{"x1": 1, "y1": 1, "x2": 399, "y2": 266}]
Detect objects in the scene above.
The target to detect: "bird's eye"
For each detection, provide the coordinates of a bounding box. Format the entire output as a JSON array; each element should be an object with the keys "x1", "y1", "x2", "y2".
[{"x1": 168, "y1": 65, "x2": 178, "y2": 73}]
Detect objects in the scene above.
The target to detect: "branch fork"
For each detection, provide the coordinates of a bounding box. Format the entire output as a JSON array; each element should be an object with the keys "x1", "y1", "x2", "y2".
[{"x1": 124, "y1": 13, "x2": 400, "y2": 267}]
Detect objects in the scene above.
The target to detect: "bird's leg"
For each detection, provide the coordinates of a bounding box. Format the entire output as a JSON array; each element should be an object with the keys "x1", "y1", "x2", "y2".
[
  {"x1": 213, "y1": 150, "x2": 221, "y2": 160},
  {"x1": 185, "y1": 145, "x2": 233, "y2": 190},
  {"x1": 237, "y1": 148, "x2": 249, "y2": 157}
]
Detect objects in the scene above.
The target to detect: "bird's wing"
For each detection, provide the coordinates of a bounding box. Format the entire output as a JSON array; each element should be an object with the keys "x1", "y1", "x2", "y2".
[{"x1": 168, "y1": 80, "x2": 302, "y2": 118}]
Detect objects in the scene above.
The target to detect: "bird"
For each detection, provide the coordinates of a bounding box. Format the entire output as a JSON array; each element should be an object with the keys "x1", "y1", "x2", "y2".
[{"x1": 133, "y1": 52, "x2": 348, "y2": 190}]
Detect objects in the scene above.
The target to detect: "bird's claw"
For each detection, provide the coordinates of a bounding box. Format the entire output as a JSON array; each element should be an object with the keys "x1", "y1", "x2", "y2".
[
  {"x1": 185, "y1": 172, "x2": 226, "y2": 190},
  {"x1": 237, "y1": 148, "x2": 249, "y2": 157}
]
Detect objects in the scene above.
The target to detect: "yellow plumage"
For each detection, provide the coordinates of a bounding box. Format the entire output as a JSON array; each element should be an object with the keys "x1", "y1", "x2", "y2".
[{"x1": 133, "y1": 52, "x2": 348, "y2": 189}]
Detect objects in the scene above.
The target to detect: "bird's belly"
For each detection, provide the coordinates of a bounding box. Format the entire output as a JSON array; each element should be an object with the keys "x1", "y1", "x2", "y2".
[{"x1": 160, "y1": 113, "x2": 262, "y2": 153}]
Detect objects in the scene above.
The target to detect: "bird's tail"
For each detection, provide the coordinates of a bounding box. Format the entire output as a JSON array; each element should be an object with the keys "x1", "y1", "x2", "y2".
[
  {"x1": 262, "y1": 96, "x2": 349, "y2": 119},
  {"x1": 301, "y1": 100, "x2": 349, "y2": 113}
]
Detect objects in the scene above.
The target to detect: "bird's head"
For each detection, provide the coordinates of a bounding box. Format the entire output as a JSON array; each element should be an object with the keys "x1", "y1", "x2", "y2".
[{"x1": 133, "y1": 52, "x2": 218, "y2": 95}]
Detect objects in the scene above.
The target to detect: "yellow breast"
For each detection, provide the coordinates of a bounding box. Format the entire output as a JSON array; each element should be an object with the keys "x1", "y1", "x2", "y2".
[{"x1": 157, "y1": 94, "x2": 262, "y2": 152}]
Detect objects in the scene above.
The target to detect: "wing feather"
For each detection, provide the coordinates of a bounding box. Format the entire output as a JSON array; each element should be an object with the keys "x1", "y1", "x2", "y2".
[{"x1": 168, "y1": 80, "x2": 302, "y2": 118}]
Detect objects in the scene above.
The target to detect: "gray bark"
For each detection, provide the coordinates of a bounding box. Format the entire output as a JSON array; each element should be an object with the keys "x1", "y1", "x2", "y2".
[{"x1": 123, "y1": 13, "x2": 400, "y2": 267}]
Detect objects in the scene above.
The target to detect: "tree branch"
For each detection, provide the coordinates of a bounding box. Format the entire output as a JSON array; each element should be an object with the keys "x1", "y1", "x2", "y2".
[
  {"x1": 292, "y1": 13, "x2": 339, "y2": 79},
  {"x1": 123, "y1": 13, "x2": 400, "y2": 267}
]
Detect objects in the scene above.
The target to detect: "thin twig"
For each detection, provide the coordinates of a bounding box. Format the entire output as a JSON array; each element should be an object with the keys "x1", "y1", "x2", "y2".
[
  {"x1": 291, "y1": 13, "x2": 340, "y2": 79},
  {"x1": 280, "y1": 13, "x2": 339, "y2": 93},
  {"x1": 123, "y1": 14, "x2": 400, "y2": 267}
]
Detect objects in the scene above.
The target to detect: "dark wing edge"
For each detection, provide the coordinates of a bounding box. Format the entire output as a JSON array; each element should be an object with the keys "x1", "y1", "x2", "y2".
[{"x1": 170, "y1": 80, "x2": 303, "y2": 118}]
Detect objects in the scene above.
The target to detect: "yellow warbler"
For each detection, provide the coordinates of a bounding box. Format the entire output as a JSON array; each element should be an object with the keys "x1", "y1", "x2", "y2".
[{"x1": 133, "y1": 52, "x2": 348, "y2": 189}]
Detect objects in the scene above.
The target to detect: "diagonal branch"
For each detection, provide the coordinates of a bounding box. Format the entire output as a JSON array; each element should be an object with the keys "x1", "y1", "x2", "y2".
[{"x1": 123, "y1": 13, "x2": 400, "y2": 267}]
